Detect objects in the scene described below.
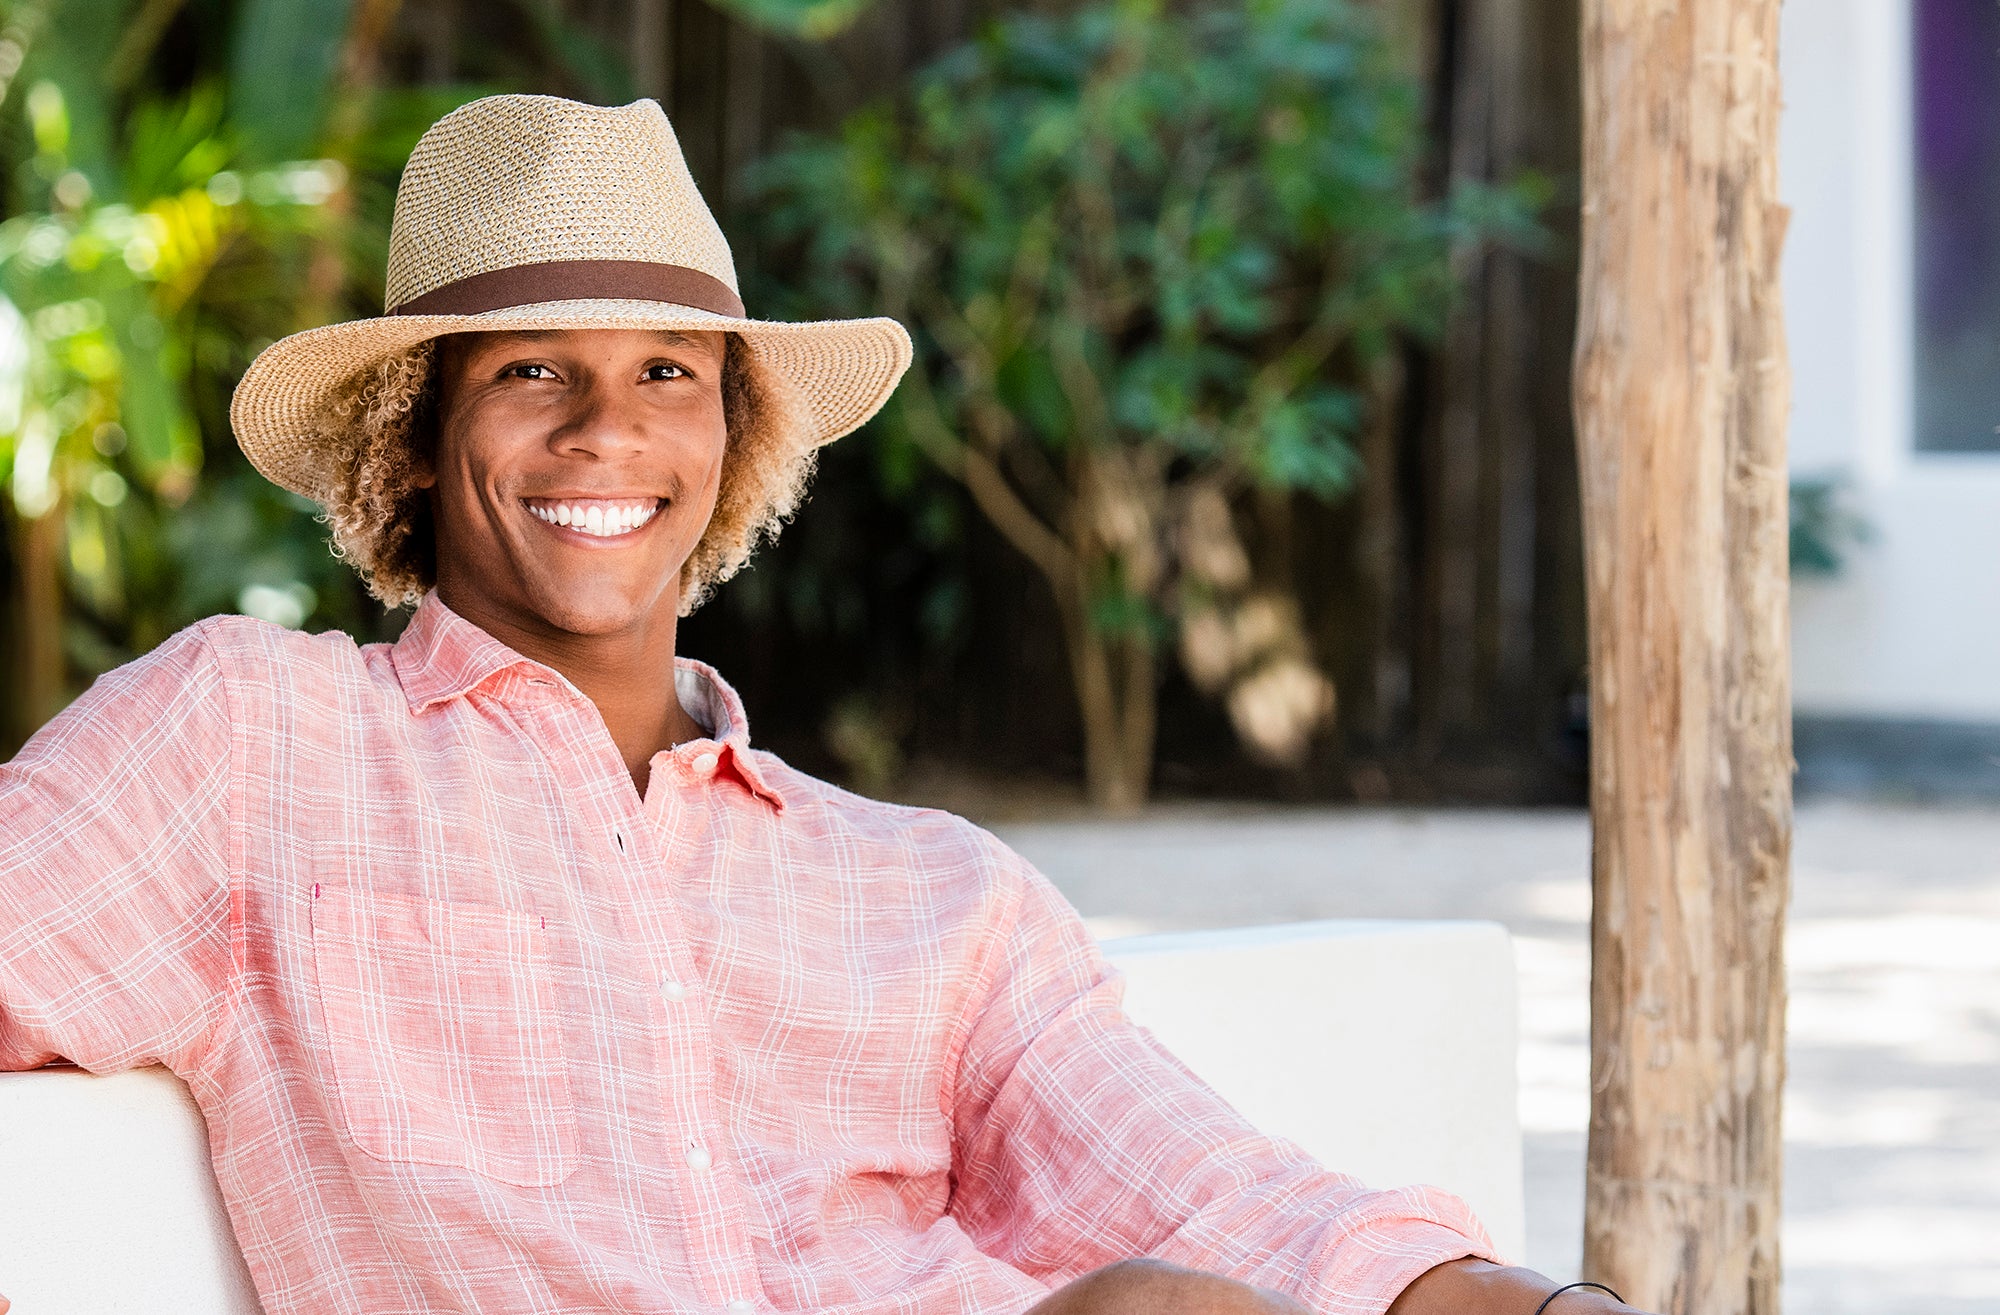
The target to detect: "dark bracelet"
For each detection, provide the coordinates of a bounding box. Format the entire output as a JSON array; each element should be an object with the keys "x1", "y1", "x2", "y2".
[{"x1": 1532, "y1": 1281, "x2": 1625, "y2": 1315}]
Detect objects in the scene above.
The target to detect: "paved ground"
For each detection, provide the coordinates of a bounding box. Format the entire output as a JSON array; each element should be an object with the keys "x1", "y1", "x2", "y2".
[{"x1": 989, "y1": 803, "x2": 2000, "y2": 1315}]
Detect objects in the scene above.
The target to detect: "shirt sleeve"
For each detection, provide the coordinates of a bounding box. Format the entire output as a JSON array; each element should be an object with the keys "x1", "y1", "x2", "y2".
[
  {"x1": 945, "y1": 855, "x2": 1501, "y2": 1315},
  {"x1": 0, "y1": 624, "x2": 237, "y2": 1075}
]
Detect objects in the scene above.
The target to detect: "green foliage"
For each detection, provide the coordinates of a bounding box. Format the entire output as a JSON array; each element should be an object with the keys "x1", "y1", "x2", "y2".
[
  {"x1": 710, "y1": 0, "x2": 875, "y2": 39},
  {"x1": 1790, "y1": 475, "x2": 1870, "y2": 578},
  {"x1": 229, "y1": 0, "x2": 353, "y2": 163},
  {"x1": 0, "y1": 0, "x2": 510, "y2": 701},
  {"x1": 754, "y1": 0, "x2": 1537, "y2": 576},
  {"x1": 513, "y1": 0, "x2": 635, "y2": 104},
  {"x1": 0, "y1": 68, "x2": 336, "y2": 643},
  {"x1": 748, "y1": 0, "x2": 1539, "y2": 783}
]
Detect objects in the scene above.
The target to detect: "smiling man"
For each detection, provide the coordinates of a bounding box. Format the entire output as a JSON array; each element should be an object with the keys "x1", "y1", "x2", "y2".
[{"x1": 0, "y1": 96, "x2": 1645, "y2": 1315}]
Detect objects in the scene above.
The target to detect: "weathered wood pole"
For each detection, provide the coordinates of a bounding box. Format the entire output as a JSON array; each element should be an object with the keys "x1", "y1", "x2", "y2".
[{"x1": 1573, "y1": 3, "x2": 1792, "y2": 1313}]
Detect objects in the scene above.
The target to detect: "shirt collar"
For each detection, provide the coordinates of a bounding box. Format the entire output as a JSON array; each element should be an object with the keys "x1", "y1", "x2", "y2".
[
  {"x1": 667, "y1": 657, "x2": 788, "y2": 811},
  {"x1": 390, "y1": 592, "x2": 785, "y2": 811},
  {"x1": 392, "y1": 591, "x2": 547, "y2": 714}
]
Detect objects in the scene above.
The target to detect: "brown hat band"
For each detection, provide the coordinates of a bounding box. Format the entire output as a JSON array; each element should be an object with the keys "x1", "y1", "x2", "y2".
[{"x1": 389, "y1": 258, "x2": 747, "y2": 319}]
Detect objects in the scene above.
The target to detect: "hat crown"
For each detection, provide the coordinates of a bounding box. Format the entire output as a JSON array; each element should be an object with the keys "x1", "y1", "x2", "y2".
[{"x1": 384, "y1": 95, "x2": 738, "y2": 314}]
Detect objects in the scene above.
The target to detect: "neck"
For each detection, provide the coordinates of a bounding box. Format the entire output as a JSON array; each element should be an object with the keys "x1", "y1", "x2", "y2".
[{"x1": 435, "y1": 585, "x2": 706, "y2": 794}]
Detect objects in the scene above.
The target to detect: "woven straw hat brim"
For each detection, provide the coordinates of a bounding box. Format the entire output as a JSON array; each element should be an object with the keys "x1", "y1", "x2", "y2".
[{"x1": 230, "y1": 300, "x2": 913, "y2": 507}]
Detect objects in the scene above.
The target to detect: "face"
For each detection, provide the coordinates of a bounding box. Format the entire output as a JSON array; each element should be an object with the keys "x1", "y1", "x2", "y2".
[{"x1": 419, "y1": 327, "x2": 729, "y2": 642}]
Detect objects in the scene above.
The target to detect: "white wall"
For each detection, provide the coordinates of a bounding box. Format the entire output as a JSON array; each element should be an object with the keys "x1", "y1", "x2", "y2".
[{"x1": 1781, "y1": 0, "x2": 2000, "y2": 721}]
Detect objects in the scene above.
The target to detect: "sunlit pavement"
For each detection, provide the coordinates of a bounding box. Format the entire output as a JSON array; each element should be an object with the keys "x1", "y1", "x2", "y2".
[{"x1": 995, "y1": 803, "x2": 2000, "y2": 1315}]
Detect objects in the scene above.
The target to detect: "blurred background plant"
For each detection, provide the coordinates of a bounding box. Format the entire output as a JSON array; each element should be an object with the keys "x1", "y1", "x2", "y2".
[
  {"x1": 1788, "y1": 474, "x2": 1871, "y2": 578},
  {"x1": 752, "y1": 0, "x2": 1544, "y2": 809},
  {"x1": 0, "y1": 0, "x2": 471, "y2": 747}
]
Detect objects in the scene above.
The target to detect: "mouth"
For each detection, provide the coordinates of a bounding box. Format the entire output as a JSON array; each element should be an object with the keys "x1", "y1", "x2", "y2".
[{"x1": 522, "y1": 496, "x2": 665, "y2": 540}]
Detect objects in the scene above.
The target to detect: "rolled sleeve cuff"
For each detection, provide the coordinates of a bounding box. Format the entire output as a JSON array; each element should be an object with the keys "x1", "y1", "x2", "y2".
[
  {"x1": 1360, "y1": 1219, "x2": 1503, "y2": 1315},
  {"x1": 1302, "y1": 1185, "x2": 1504, "y2": 1315}
]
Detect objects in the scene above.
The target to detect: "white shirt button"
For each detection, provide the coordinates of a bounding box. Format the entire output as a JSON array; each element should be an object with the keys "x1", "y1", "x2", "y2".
[
  {"x1": 725, "y1": 1302, "x2": 754, "y2": 1315},
  {"x1": 691, "y1": 751, "x2": 720, "y2": 777},
  {"x1": 684, "y1": 1144, "x2": 712, "y2": 1171},
  {"x1": 660, "y1": 978, "x2": 688, "y2": 1002}
]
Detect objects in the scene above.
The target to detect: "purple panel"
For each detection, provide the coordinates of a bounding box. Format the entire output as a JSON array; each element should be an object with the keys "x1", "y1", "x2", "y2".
[{"x1": 1914, "y1": 0, "x2": 2000, "y2": 452}]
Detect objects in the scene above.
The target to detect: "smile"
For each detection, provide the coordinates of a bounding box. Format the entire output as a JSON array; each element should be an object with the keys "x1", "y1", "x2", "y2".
[{"x1": 523, "y1": 497, "x2": 664, "y2": 539}]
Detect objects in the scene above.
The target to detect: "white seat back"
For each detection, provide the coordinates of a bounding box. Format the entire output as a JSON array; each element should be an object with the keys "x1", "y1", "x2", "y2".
[
  {"x1": 0, "y1": 1065, "x2": 260, "y2": 1314},
  {"x1": 1103, "y1": 918, "x2": 1524, "y2": 1261}
]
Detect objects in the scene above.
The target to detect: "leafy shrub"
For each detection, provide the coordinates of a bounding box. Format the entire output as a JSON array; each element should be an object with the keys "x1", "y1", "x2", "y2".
[{"x1": 752, "y1": 0, "x2": 1540, "y2": 808}]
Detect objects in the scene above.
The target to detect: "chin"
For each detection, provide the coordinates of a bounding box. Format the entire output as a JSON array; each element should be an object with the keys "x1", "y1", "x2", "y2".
[{"x1": 518, "y1": 572, "x2": 679, "y2": 637}]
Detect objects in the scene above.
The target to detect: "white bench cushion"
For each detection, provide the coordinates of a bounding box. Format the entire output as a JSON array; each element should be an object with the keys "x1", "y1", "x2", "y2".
[
  {"x1": 0, "y1": 1065, "x2": 259, "y2": 1314},
  {"x1": 1103, "y1": 919, "x2": 1524, "y2": 1261}
]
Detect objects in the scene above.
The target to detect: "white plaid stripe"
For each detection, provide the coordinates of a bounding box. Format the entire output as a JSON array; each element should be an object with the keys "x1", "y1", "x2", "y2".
[{"x1": 1, "y1": 592, "x2": 1496, "y2": 1314}]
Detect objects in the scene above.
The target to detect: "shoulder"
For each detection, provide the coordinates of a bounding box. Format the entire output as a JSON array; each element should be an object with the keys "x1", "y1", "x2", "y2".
[
  {"x1": 9, "y1": 617, "x2": 264, "y2": 766},
  {"x1": 185, "y1": 613, "x2": 393, "y2": 707},
  {"x1": 94, "y1": 614, "x2": 403, "y2": 747},
  {"x1": 759, "y1": 753, "x2": 1022, "y2": 858},
  {"x1": 752, "y1": 751, "x2": 1040, "y2": 896},
  {"x1": 188, "y1": 612, "x2": 368, "y2": 676}
]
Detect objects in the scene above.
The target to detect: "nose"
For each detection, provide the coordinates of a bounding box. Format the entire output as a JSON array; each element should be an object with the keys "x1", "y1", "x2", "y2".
[{"x1": 548, "y1": 374, "x2": 649, "y2": 461}]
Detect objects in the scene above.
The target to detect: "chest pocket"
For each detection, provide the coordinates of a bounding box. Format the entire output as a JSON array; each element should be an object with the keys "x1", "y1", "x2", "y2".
[{"x1": 311, "y1": 887, "x2": 578, "y2": 1187}]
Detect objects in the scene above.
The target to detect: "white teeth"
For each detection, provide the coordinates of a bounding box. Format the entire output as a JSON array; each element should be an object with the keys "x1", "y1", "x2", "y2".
[{"x1": 527, "y1": 499, "x2": 660, "y2": 538}]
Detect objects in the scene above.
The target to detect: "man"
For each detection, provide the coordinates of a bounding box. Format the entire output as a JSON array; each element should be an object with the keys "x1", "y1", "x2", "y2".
[{"x1": 0, "y1": 95, "x2": 1644, "y2": 1315}]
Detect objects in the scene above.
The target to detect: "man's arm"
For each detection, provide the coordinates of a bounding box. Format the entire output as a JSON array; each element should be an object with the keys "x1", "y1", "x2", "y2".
[
  {"x1": 0, "y1": 1264, "x2": 1656, "y2": 1315},
  {"x1": 945, "y1": 854, "x2": 1506, "y2": 1314},
  {"x1": 1, "y1": 628, "x2": 238, "y2": 1310},
  {"x1": 0, "y1": 623, "x2": 236, "y2": 1074},
  {"x1": 1016, "y1": 1253, "x2": 1658, "y2": 1314}
]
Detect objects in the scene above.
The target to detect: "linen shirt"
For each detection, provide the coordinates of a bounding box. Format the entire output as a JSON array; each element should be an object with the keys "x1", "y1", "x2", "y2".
[{"x1": 0, "y1": 592, "x2": 1496, "y2": 1315}]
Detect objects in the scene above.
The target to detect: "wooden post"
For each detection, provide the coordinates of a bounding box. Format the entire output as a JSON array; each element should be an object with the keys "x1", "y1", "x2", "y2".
[{"x1": 1573, "y1": 4, "x2": 1791, "y2": 1314}]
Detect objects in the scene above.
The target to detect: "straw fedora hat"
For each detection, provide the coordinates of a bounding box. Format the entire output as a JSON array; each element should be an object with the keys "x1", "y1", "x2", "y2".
[{"x1": 230, "y1": 93, "x2": 912, "y2": 505}]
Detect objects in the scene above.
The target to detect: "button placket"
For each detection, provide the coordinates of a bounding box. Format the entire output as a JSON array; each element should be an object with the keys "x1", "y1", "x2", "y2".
[
  {"x1": 527, "y1": 683, "x2": 763, "y2": 1294},
  {"x1": 602, "y1": 736, "x2": 763, "y2": 1302}
]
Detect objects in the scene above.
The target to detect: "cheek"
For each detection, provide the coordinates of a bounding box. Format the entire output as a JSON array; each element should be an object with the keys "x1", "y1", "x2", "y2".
[
  {"x1": 680, "y1": 400, "x2": 731, "y2": 502},
  {"x1": 436, "y1": 437, "x2": 499, "y2": 529},
  {"x1": 435, "y1": 398, "x2": 535, "y2": 518},
  {"x1": 702, "y1": 425, "x2": 731, "y2": 498},
  {"x1": 426, "y1": 422, "x2": 475, "y2": 521}
]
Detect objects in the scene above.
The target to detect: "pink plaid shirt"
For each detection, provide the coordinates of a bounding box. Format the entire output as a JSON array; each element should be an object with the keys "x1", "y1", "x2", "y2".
[{"x1": 0, "y1": 593, "x2": 1495, "y2": 1314}]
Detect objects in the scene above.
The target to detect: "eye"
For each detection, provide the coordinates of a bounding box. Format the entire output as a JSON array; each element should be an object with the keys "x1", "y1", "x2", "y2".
[
  {"x1": 645, "y1": 362, "x2": 689, "y2": 381},
  {"x1": 505, "y1": 362, "x2": 556, "y2": 380}
]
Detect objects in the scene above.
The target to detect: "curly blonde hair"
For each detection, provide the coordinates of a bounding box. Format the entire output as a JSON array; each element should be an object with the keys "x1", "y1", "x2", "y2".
[{"x1": 313, "y1": 332, "x2": 817, "y2": 614}]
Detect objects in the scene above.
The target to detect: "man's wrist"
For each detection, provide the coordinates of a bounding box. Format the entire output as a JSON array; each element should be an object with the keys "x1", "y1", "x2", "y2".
[{"x1": 1530, "y1": 1281, "x2": 1629, "y2": 1315}]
